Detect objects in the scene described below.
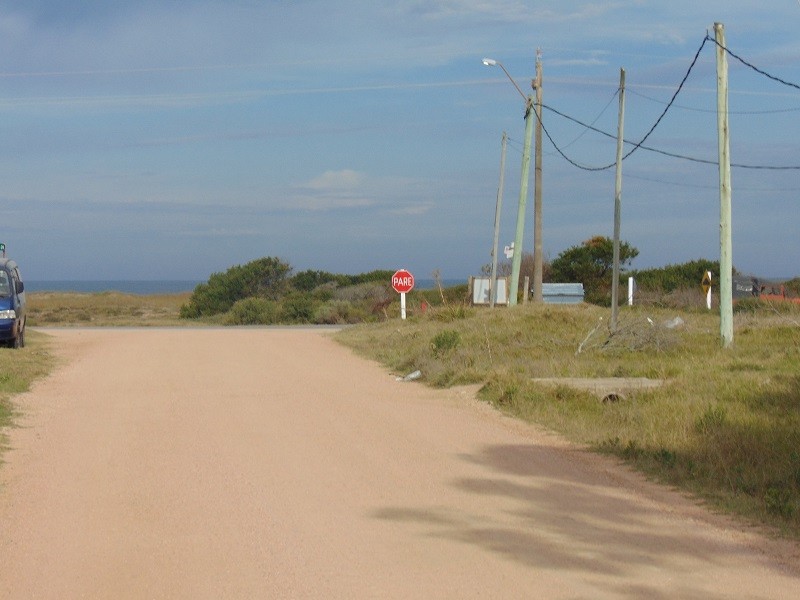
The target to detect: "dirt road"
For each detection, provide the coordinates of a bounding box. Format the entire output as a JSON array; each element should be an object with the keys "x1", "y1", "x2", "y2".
[{"x1": 1, "y1": 329, "x2": 799, "y2": 599}]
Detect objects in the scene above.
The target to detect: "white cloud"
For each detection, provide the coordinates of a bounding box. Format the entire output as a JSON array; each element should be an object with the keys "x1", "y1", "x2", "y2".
[
  {"x1": 291, "y1": 195, "x2": 375, "y2": 211},
  {"x1": 389, "y1": 204, "x2": 434, "y2": 216},
  {"x1": 400, "y1": 0, "x2": 534, "y2": 22},
  {"x1": 302, "y1": 169, "x2": 366, "y2": 191},
  {"x1": 285, "y1": 169, "x2": 375, "y2": 211}
]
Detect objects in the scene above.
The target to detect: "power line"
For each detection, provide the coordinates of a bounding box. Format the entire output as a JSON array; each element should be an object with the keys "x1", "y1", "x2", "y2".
[
  {"x1": 542, "y1": 103, "x2": 800, "y2": 170},
  {"x1": 559, "y1": 88, "x2": 620, "y2": 150},
  {"x1": 627, "y1": 88, "x2": 800, "y2": 115},
  {"x1": 706, "y1": 34, "x2": 800, "y2": 92},
  {"x1": 534, "y1": 33, "x2": 800, "y2": 172},
  {"x1": 529, "y1": 35, "x2": 711, "y2": 171}
]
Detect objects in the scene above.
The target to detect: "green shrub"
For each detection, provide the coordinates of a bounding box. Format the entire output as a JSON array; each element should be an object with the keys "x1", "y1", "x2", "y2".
[
  {"x1": 631, "y1": 259, "x2": 720, "y2": 294},
  {"x1": 181, "y1": 256, "x2": 292, "y2": 318},
  {"x1": 314, "y1": 300, "x2": 369, "y2": 324},
  {"x1": 431, "y1": 329, "x2": 460, "y2": 356},
  {"x1": 333, "y1": 283, "x2": 390, "y2": 304},
  {"x1": 225, "y1": 297, "x2": 281, "y2": 325},
  {"x1": 281, "y1": 292, "x2": 316, "y2": 323}
]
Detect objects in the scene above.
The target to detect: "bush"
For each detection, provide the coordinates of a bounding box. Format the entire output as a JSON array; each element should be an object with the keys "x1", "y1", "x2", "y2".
[
  {"x1": 280, "y1": 292, "x2": 316, "y2": 323},
  {"x1": 333, "y1": 283, "x2": 390, "y2": 303},
  {"x1": 290, "y1": 269, "x2": 394, "y2": 292},
  {"x1": 181, "y1": 256, "x2": 292, "y2": 318},
  {"x1": 431, "y1": 329, "x2": 460, "y2": 356},
  {"x1": 225, "y1": 297, "x2": 281, "y2": 325},
  {"x1": 313, "y1": 300, "x2": 369, "y2": 324},
  {"x1": 631, "y1": 259, "x2": 720, "y2": 294},
  {"x1": 549, "y1": 236, "x2": 638, "y2": 305}
]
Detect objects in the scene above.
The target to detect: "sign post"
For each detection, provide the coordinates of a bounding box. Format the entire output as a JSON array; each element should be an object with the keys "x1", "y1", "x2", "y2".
[
  {"x1": 391, "y1": 269, "x2": 415, "y2": 320},
  {"x1": 702, "y1": 271, "x2": 712, "y2": 310}
]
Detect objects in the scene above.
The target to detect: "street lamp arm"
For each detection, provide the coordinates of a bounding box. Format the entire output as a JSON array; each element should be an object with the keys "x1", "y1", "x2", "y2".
[{"x1": 482, "y1": 57, "x2": 527, "y2": 103}]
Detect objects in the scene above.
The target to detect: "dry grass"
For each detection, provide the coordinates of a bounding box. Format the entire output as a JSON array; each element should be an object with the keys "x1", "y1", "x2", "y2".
[
  {"x1": 27, "y1": 291, "x2": 193, "y2": 327},
  {"x1": 1, "y1": 331, "x2": 55, "y2": 457},
  {"x1": 336, "y1": 301, "x2": 800, "y2": 538}
]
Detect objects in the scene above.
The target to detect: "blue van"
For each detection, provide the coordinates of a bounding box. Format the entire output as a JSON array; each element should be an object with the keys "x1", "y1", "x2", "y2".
[{"x1": 0, "y1": 252, "x2": 26, "y2": 349}]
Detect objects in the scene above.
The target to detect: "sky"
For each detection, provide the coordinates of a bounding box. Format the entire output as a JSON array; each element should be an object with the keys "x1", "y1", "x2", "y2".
[{"x1": 1, "y1": 1, "x2": 800, "y2": 281}]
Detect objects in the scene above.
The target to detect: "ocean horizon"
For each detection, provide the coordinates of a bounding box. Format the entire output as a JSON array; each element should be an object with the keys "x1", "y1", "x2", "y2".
[
  {"x1": 26, "y1": 278, "x2": 467, "y2": 295},
  {"x1": 26, "y1": 280, "x2": 203, "y2": 295}
]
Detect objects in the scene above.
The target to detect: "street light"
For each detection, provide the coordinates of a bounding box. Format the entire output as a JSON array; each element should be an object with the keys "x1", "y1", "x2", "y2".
[
  {"x1": 483, "y1": 57, "x2": 534, "y2": 306},
  {"x1": 482, "y1": 58, "x2": 528, "y2": 101}
]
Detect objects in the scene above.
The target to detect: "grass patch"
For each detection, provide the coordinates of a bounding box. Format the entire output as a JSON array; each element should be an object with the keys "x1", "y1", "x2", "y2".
[
  {"x1": 336, "y1": 302, "x2": 800, "y2": 538},
  {"x1": 0, "y1": 331, "x2": 55, "y2": 459},
  {"x1": 27, "y1": 291, "x2": 193, "y2": 327}
]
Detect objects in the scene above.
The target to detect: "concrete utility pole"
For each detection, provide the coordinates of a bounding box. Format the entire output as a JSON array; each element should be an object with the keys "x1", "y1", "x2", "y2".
[
  {"x1": 611, "y1": 68, "x2": 626, "y2": 331},
  {"x1": 532, "y1": 49, "x2": 544, "y2": 303},
  {"x1": 715, "y1": 22, "x2": 734, "y2": 347},
  {"x1": 481, "y1": 56, "x2": 534, "y2": 306},
  {"x1": 490, "y1": 131, "x2": 507, "y2": 308},
  {"x1": 509, "y1": 96, "x2": 534, "y2": 306}
]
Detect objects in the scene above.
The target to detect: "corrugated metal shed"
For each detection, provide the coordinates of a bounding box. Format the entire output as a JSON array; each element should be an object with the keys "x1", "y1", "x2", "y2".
[{"x1": 540, "y1": 283, "x2": 584, "y2": 304}]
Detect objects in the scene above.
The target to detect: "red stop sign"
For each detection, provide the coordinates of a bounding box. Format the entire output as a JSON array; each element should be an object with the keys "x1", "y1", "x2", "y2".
[{"x1": 391, "y1": 269, "x2": 415, "y2": 293}]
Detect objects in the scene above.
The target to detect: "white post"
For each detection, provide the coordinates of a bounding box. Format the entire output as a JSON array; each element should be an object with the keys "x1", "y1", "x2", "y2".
[
  {"x1": 611, "y1": 68, "x2": 626, "y2": 330},
  {"x1": 490, "y1": 132, "x2": 507, "y2": 308},
  {"x1": 715, "y1": 22, "x2": 734, "y2": 347},
  {"x1": 400, "y1": 292, "x2": 407, "y2": 320},
  {"x1": 628, "y1": 277, "x2": 635, "y2": 306},
  {"x1": 706, "y1": 271, "x2": 713, "y2": 310}
]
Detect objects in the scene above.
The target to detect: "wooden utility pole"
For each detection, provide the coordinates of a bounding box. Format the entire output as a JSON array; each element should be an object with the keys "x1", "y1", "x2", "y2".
[
  {"x1": 611, "y1": 68, "x2": 626, "y2": 331},
  {"x1": 532, "y1": 49, "x2": 544, "y2": 303},
  {"x1": 490, "y1": 131, "x2": 507, "y2": 308},
  {"x1": 715, "y1": 22, "x2": 734, "y2": 347}
]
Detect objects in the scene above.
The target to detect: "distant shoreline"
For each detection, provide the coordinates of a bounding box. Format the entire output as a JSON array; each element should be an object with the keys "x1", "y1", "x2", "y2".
[{"x1": 26, "y1": 281, "x2": 202, "y2": 295}]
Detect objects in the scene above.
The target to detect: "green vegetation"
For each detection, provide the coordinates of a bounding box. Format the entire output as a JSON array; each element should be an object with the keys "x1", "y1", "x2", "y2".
[
  {"x1": 180, "y1": 256, "x2": 293, "y2": 318},
  {"x1": 0, "y1": 332, "x2": 55, "y2": 456},
  {"x1": 630, "y1": 258, "x2": 720, "y2": 293},
  {"x1": 336, "y1": 300, "x2": 800, "y2": 538},
  {"x1": 180, "y1": 257, "x2": 400, "y2": 325},
  {"x1": 549, "y1": 235, "x2": 638, "y2": 305}
]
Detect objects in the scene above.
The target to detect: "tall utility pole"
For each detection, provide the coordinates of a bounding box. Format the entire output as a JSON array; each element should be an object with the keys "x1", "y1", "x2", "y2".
[
  {"x1": 481, "y1": 56, "x2": 534, "y2": 306},
  {"x1": 490, "y1": 131, "x2": 507, "y2": 308},
  {"x1": 509, "y1": 95, "x2": 534, "y2": 306},
  {"x1": 715, "y1": 22, "x2": 734, "y2": 347},
  {"x1": 611, "y1": 68, "x2": 626, "y2": 331},
  {"x1": 532, "y1": 49, "x2": 544, "y2": 303}
]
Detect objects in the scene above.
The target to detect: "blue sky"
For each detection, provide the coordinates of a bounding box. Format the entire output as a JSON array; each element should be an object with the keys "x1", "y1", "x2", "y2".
[{"x1": 1, "y1": 1, "x2": 799, "y2": 281}]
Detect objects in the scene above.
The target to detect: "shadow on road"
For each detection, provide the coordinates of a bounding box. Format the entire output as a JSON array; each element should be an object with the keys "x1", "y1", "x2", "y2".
[{"x1": 373, "y1": 443, "x2": 799, "y2": 599}]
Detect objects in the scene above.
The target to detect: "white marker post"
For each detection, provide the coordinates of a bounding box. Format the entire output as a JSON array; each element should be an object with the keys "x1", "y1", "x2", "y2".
[
  {"x1": 391, "y1": 269, "x2": 415, "y2": 320},
  {"x1": 702, "y1": 271, "x2": 712, "y2": 310}
]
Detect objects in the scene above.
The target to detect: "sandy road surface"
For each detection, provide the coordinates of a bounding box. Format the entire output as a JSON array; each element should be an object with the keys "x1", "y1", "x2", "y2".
[{"x1": 1, "y1": 329, "x2": 799, "y2": 599}]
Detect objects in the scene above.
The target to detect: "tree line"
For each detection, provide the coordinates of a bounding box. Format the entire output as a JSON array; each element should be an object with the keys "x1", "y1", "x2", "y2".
[{"x1": 180, "y1": 236, "x2": 799, "y2": 323}]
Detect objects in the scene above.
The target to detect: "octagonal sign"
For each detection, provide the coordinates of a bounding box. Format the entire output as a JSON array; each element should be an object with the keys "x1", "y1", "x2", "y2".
[{"x1": 392, "y1": 269, "x2": 415, "y2": 294}]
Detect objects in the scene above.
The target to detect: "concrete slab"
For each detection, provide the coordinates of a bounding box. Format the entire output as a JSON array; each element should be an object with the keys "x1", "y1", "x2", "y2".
[{"x1": 532, "y1": 377, "x2": 664, "y2": 402}]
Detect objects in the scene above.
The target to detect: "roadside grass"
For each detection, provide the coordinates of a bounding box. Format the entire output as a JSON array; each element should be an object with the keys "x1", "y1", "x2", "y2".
[
  {"x1": 0, "y1": 331, "x2": 55, "y2": 459},
  {"x1": 335, "y1": 301, "x2": 800, "y2": 538},
  {"x1": 27, "y1": 291, "x2": 193, "y2": 327}
]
